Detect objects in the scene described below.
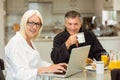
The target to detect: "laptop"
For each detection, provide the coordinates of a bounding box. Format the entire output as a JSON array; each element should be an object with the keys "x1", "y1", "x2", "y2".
[{"x1": 40, "y1": 45, "x2": 90, "y2": 78}]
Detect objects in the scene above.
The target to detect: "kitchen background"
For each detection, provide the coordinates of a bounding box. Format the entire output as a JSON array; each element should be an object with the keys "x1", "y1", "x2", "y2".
[
  {"x1": 0, "y1": 0, "x2": 120, "y2": 62},
  {"x1": 5, "y1": 0, "x2": 95, "y2": 41},
  {"x1": 5, "y1": 0, "x2": 120, "y2": 42}
]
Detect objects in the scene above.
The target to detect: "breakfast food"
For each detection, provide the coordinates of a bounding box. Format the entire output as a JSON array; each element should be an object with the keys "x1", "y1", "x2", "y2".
[
  {"x1": 86, "y1": 58, "x2": 93, "y2": 65},
  {"x1": 91, "y1": 64, "x2": 96, "y2": 69}
]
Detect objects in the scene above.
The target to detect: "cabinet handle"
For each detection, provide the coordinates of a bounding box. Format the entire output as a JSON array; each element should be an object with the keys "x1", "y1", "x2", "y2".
[{"x1": 105, "y1": 0, "x2": 108, "y2": 2}]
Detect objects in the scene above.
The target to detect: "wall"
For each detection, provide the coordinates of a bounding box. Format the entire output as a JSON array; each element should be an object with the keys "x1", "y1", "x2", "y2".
[
  {"x1": 6, "y1": 2, "x2": 94, "y2": 41},
  {"x1": 6, "y1": 2, "x2": 95, "y2": 28},
  {"x1": 28, "y1": 2, "x2": 94, "y2": 26},
  {"x1": 116, "y1": 11, "x2": 120, "y2": 29},
  {"x1": 0, "y1": 0, "x2": 5, "y2": 59},
  {"x1": 94, "y1": 0, "x2": 103, "y2": 24}
]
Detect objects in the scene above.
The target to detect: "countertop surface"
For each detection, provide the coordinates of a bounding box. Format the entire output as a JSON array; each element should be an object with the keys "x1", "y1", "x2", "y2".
[
  {"x1": 34, "y1": 31, "x2": 120, "y2": 41},
  {"x1": 35, "y1": 35, "x2": 120, "y2": 42},
  {"x1": 40, "y1": 70, "x2": 111, "y2": 80},
  {"x1": 98, "y1": 36, "x2": 120, "y2": 40},
  {"x1": 7, "y1": 32, "x2": 120, "y2": 42}
]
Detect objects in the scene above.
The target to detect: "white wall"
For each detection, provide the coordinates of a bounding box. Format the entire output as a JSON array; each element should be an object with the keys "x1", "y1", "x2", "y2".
[
  {"x1": 94, "y1": 0, "x2": 103, "y2": 24},
  {"x1": 28, "y1": 2, "x2": 94, "y2": 28},
  {"x1": 116, "y1": 11, "x2": 120, "y2": 29},
  {"x1": 28, "y1": 3, "x2": 65, "y2": 26},
  {"x1": 0, "y1": 0, "x2": 5, "y2": 59}
]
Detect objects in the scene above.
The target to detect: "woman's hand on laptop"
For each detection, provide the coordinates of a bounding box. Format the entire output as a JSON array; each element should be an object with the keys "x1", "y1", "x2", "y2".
[
  {"x1": 49, "y1": 63, "x2": 67, "y2": 73},
  {"x1": 37, "y1": 63, "x2": 68, "y2": 74}
]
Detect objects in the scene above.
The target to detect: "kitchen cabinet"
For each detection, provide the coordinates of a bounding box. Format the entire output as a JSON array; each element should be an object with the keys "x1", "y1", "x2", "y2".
[
  {"x1": 34, "y1": 40, "x2": 53, "y2": 63},
  {"x1": 6, "y1": 0, "x2": 28, "y2": 14},
  {"x1": 113, "y1": 0, "x2": 120, "y2": 10},
  {"x1": 0, "y1": 0, "x2": 5, "y2": 59},
  {"x1": 34, "y1": 36, "x2": 120, "y2": 63},
  {"x1": 28, "y1": 0, "x2": 52, "y2": 2},
  {"x1": 103, "y1": 0, "x2": 113, "y2": 9},
  {"x1": 98, "y1": 37, "x2": 120, "y2": 53},
  {"x1": 53, "y1": 0, "x2": 94, "y2": 13}
]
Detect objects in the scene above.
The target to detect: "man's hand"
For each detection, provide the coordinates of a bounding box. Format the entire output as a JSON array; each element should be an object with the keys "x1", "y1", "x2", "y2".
[{"x1": 65, "y1": 34, "x2": 78, "y2": 49}]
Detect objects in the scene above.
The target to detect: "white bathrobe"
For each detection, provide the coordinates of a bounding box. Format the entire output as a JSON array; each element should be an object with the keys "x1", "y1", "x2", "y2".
[{"x1": 5, "y1": 32, "x2": 51, "y2": 80}]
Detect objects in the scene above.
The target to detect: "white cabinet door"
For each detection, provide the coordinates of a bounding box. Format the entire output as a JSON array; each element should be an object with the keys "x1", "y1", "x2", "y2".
[
  {"x1": 6, "y1": 0, "x2": 28, "y2": 14},
  {"x1": 76, "y1": 0, "x2": 94, "y2": 13},
  {"x1": 28, "y1": 0, "x2": 52, "y2": 2},
  {"x1": 53, "y1": 0, "x2": 94, "y2": 13},
  {"x1": 103, "y1": 0, "x2": 113, "y2": 9},
  {"x1": 53, "y1": 0, "x2": 72, "y2": 13},
  {"x1": 98, "y1": 37, "x2": 120, "y2": 53},
  {"x1": 34, "y1": 41, "x2": 53, "y2": 63},
  {"x1": 113, "y1": 0, "x2": 120, "y2": 10},
  {"x1": 0, "y1": 0, "x2": 5, "y2": 59}
]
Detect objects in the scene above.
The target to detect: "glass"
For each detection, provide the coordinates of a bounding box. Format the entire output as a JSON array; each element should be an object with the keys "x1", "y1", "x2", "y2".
[
  {"x1": 27, "y1": 21, "x2": 42, "y2": 28},
  {"x1": 101, "y1": 55, "x2": 109, "y2": 67},
  {"x1": 108, "y1": 50, "x2": 120, "y2": 70}
]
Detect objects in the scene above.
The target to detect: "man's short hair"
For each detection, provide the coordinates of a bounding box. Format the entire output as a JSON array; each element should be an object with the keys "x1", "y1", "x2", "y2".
[{"x1": 65, "y1": 11, "x2": 81, "y2": 18}]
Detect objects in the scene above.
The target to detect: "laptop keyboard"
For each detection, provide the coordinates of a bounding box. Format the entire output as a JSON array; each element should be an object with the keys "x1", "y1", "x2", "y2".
[{"x1": 54, "y1": 71, "x2": 66, "y2": 75}]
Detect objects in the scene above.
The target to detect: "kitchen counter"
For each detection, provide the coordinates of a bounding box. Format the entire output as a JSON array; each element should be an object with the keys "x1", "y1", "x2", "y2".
[
  {"x1": 6, "y1": 31, "x2": 120, "y2": 42},
  {"x1": 34, "y1": 35, "x2": 120, "y2": 63},
  {"x1": 35, "y1": 35, "x2": 120, "y2": 42},
  {"x1": 98, "y1": 36, "x2": 120, "y2": 40},
  {"x1": 40, "y1": 70, "x2": 111, "y2": 80},
  {"x1": 35, "y1": 37, "x2": 54, "y2": 42}
]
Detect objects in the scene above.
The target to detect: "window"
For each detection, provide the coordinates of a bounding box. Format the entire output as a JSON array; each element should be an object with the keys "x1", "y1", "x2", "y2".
[{"x1": 102, "y1": 10, "x2": 116, "y2": 25}]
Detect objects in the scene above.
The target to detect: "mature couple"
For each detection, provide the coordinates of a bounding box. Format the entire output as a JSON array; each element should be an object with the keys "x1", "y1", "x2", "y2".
[{"x1": 5, "y1": 10, "x2": 108, "y2": 80}]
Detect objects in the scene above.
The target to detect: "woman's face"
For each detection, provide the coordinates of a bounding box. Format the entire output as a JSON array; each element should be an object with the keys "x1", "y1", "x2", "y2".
[{"x1": 25, "y1": 15, "x2": 42, "y2": 39}]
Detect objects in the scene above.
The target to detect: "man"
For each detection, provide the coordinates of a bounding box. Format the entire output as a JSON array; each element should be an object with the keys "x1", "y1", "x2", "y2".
[{"x1": 51, "y1": 11, "x2": 107, "y2": 64}]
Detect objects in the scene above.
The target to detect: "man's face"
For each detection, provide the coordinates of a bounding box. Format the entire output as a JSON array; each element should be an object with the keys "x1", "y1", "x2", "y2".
[{"x1": 65, "y1": 17, "x2": 82, "y2": 35}]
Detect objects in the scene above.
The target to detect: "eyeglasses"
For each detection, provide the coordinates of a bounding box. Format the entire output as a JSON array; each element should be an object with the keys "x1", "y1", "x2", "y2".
[{"x1": 27, "y1": 21, "x2": 42, "y2": 28}]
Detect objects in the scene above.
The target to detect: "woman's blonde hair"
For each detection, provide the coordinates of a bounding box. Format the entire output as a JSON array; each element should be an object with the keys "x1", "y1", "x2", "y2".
[{"x1": 20, "y1": 10, "x2": 43, "y2": 40}]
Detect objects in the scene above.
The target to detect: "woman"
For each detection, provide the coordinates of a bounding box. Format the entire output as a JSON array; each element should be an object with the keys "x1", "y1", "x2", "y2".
[{"x1": 5, "y1": 10, "x2": 67, "y2": 80}]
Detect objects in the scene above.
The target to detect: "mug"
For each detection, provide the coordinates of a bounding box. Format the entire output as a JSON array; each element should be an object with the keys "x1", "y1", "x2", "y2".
[
  {"x1": 96, "y1": 61, "x2": 104, "y2": 74},
  {"x1": 77, "y1": 32, "x2": 85, "y2": 43}
]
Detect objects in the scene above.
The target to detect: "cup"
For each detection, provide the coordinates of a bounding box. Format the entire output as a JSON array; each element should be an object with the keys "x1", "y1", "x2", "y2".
[
  {"x1": 96, "y1": 73, "x2": 104, "y2": 80},
  {"x1": 101, "y1": 55, "x2": 109, "y2": 67},
  {"x1": 108, "y1": 61, "x2": 120, "y2": 70},
  {"x1": 77, "y1": 32, "x2": 85, "y2": 43},
  {"x1": 96, "y1": 61, "x2": 104, "y2": 74},
  {"x1": 108, "y1": 50, "x2": 120, "y2": 70}
]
